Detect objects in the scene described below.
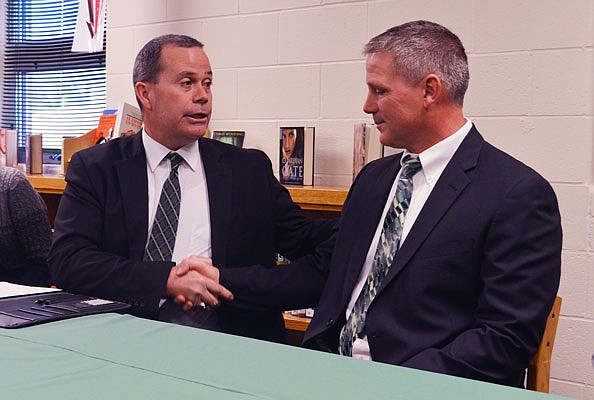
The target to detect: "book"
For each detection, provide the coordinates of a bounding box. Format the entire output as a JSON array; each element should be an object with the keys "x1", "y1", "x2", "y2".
[
  {"x1": 25, "y1": 134, "x2": 43, "y2": 174},
  {"x1": 212, "y1": 130, "x2": 245, "y2": 148},
  {"x1": 279, "y1": 126, "x2": 314, "y2": 186},
  {"x1": 95, "y1": 109, "x2": 117, "y2": 144},
  {"x1": 114, "y1": 102, "x2": 142, "y2": 138},
  {"x1": 276, "y1": 253, "x2": 290, "y2": 265},
  {"x1": 1, "y1": 129, "x2": 18, "y2": 167},
  {"x1": 0, "y1": 129, "x2": 5, "y2": 166},
  {"x1": 353, "y1": 123, "x2": 384, "y2": 180}
]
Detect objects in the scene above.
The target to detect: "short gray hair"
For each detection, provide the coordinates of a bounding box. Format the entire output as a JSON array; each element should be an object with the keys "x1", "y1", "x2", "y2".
[
  {"x1": 133, "y1": 34, "x2": 204, "y2": 110},
  {"x1": 364, "y1": 20, "x2": 469, "y2": 105}
]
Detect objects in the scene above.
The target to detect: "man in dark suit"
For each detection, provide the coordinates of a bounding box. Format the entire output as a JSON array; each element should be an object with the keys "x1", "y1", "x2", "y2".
[
  {"x1": 48, "y1": 34, "x2": 333, "y2": 343},
  {"x1": 220, "y1": 21, "x2": 562, "y2": 387}
]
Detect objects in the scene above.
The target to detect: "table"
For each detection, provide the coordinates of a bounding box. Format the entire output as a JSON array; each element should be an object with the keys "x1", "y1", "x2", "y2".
[{"x1": 0, "y1": 314, "x2": 569, "y2": 399}]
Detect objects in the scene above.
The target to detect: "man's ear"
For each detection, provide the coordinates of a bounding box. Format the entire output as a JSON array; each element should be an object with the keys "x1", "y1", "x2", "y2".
[
  {"x1": 422, "y1": 74, "x2": 442, "y2": 108},
  {"x1": 134, "y1": 82, "x2": 152, "y2": 111}
]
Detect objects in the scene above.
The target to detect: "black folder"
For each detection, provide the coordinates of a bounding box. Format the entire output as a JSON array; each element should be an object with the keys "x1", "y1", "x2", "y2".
[{"x1": 0, "y1": 291, "x2": 130, "y2": 328}]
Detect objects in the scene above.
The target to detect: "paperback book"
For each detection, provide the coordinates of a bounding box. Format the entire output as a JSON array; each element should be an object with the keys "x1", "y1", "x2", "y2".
[
  {"x1": 279, "y1": 126, "x2": 314, "y2": 186},
  {"x1": 114, "y1": 102, "x2": 142, "y2": 138},
  {"x1": 0, "y1": 128, "x2": 18, "y2": 167},
  {"x1": 353, "y1": 123, "x2": 384, "y2": 180},
  {"x1": 95, "y1": 109, "x2": 117, "y2": 144},
  {"x1": 212, "y1": 130, "x2": 245, "y2": 148}
]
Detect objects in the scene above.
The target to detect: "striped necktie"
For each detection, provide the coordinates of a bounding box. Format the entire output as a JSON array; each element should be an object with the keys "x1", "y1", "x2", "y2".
[
  {"x1": 144, "y1": 152, "x2": 183, "y2": 262},
  {"x1": 339, "y1": 154, "x2": 422, "y2": 356}
]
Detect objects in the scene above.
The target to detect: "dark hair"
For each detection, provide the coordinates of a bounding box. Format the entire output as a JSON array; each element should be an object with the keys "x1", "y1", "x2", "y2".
[
  {"x1": 364, "y1": 20, "x2": 469, "y2": 105},
  {"x1": 133, "y1": 34, "x2": 204, "y2": 110},
  {"x1": 281, "y1": 128, "x2": 304, "y2": 159}
]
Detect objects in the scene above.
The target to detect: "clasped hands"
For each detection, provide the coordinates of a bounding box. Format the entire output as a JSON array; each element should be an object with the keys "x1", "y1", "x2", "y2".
[{"x1": 165, "y1": 256, "x2": 233, "y2": 311}]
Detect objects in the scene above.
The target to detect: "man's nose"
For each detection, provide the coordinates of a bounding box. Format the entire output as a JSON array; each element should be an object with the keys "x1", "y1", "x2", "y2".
[
  {"x1": 193, "y1": 85, "x2": 208, "y2": 103},
  {"x1": 363, "y1": 93, "x2": 377, "y2": 114}
]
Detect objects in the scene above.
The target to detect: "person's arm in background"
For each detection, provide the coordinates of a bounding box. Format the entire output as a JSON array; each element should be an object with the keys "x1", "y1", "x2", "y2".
[
  {"x1": 6, "y1": 170, "x2": 52, "y2": 287},
  {"x1": 217, "y1": 151, "x2": 338, "y2": 311}
]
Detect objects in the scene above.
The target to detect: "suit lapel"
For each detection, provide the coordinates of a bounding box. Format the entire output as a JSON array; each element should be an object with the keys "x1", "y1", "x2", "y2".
[
  {"x1": 199, "y1": 139, "x2": 232, "y2": 267},
  {"x1": 378, "y1": 127, "x2": 484, "y2": 294},
  {"x1": 115, "y1": 134, "x2": 149, "y2": 260},
  {"x1": 339, "y1": 156, "x2": 402, "y2": 306}
]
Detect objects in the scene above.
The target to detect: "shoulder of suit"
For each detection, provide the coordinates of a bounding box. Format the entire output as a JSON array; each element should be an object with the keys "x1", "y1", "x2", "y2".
[{"x1": 359, "y1": 152, "x2": 401, "y2": 174}]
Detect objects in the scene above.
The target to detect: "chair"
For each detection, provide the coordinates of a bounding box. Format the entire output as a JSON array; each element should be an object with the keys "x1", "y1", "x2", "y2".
[{"x1": 527, "y1": 296, "x2": 562, "y2": 392}]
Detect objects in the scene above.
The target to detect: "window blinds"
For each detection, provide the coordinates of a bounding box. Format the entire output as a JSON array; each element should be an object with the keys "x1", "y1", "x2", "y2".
[{"x1": 1, "y1": 0, "x2": 106, "y2": 152}]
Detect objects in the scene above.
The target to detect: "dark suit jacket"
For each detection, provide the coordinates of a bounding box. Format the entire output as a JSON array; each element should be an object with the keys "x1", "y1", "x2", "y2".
[
  {"x1": 221, "y1": 126, "x2": 562, "y2": 386},
  {"x1": 49, "y1": 132, "x2": 333, "y2": 343}
]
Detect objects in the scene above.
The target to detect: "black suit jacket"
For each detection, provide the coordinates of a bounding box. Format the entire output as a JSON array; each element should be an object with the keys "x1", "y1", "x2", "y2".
[
  {"x1": 221, "y1": 126, "x2": 562, "y2": 386},
  {"x1": 49, "y1": 133, "x2": 333, "y2": 342}
]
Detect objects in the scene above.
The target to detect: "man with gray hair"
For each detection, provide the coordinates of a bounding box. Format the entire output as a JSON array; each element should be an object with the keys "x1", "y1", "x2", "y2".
[{"x1": 221, "y1": 21, "x2": 562, "y2": 387}]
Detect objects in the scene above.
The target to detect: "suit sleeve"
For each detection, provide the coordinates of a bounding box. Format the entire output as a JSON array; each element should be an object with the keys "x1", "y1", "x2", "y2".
[
  {"x1": 48, "y1": 152, "x2": 172, "y2": 314},
  {"x1": 220, "y1": 230, "x2": 336, "y2": 311},
  {"x1": 401, "y1": 173, "x2": 562, "y2": 385},
  {"x1": 265, "y1": 152, "x2": 336, "y2": 261},
  {"x1": 219, "y1": 152, "x2": 338, "y2": 311}
]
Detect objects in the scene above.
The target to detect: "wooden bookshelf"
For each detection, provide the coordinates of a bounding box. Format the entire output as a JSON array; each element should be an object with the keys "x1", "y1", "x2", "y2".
[
  {"x1": 25, "y1": 170, "x2": 349, "y2": 216},
  {"x1": 24, "y1": 165, "x2": 66, "y2": 195},
  {"x1": 283, "y1": 313, "x2": 312, "y2": 347},
  {"x1": 284, "y1": 185, "x2": 348, "y2": 212},
  {"x1": 283, "y1": 313, "x2": 312, "y2": 332}
]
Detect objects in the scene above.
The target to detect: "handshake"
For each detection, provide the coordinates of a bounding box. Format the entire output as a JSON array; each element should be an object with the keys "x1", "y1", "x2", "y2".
[{"x1": 165, "y1": 255, "x2": 234, "y2": 311}]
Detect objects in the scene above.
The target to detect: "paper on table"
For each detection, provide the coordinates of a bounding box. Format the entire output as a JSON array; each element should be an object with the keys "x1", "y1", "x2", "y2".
[{"x1": 0, "y1": 282, "x2": 61, "y2": 299}]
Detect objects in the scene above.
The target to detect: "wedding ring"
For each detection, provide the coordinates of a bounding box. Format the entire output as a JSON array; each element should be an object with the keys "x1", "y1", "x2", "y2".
[{"x1": 194, "y1": 295, "x2": 207, "y2": 310}]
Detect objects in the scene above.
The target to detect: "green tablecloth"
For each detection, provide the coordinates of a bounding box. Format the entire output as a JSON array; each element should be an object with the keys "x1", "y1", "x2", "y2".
[{"x1": 0, "y1": 313, "x2": 569, "y2": 399}]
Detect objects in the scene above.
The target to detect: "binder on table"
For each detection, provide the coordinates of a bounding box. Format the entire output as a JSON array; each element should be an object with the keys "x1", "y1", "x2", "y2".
[{"x1": 0, "y1": 283, "x2": 130, "y2": 328}]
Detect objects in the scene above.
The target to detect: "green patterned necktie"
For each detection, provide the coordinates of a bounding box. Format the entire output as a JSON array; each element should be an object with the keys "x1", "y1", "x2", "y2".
[
  {"x1": 339, "y1": 154, "x2": 422, "y2": 356},
  {"x1": 144, "y1": 152, "x2": 183, "y2": 262}
]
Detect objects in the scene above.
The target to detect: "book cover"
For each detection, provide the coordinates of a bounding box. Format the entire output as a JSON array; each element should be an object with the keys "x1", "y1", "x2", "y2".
[
  {"x1": 114, "y1": 102, "x2": 143, "y2": 138},
  {"x1": 279, "y1": 126, "x2": 314, "y2": 186},
  {"x1": 0, "y1": 129, "x2": 6, "y2": 166},
  {"x1": 353, "y1": 123, "x2": 384, "y2": 180},
  {"x1": 2, "y1": 129, "x2": 18, "y2": 167},
  {"x1": 212, "y1": 130, "x2": 245, "y2": 148},
  {"x1": 25, "y1": 134, "x2": 42, "y2": 174},
  {"x1": 95, "y1": 109, "x2": 117, "y2": 144}
]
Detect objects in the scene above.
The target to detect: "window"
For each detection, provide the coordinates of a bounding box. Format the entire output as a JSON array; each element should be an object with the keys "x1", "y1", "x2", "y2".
[{"x1": 1, "y1": 0, "x2": 106, "y2": 163}]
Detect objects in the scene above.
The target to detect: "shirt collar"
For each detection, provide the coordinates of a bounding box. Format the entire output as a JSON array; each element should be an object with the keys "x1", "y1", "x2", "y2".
[
  {"x1": 142, "y1": 129, "x2": 200, "y2": 172},
  {"x1": 400, "y1": 118, "x2": 472, "y2": 186}
]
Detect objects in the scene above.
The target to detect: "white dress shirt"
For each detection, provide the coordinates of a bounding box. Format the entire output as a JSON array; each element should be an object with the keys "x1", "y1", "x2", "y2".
[
  {"x1": 142, "y1": 130, "x2": 211, "y2": 264},
  {"x1": 345, "y1": 119, "x2": 473, "y2": 360}
]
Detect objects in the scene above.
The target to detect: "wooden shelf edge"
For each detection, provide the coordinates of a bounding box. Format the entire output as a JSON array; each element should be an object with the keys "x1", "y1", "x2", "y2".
[
  {"x1": 27, "y1": 175, "x2": 66, "y2": 194},
  {"x1": 23, "y1": 165, "x2": 65, "y2": 194},
  {"x1": 285, "y1": 185, "x2": 348, "y2": 209},
  {"x1": 283, "y1": 313, "x2": 311, "y2": 332}
]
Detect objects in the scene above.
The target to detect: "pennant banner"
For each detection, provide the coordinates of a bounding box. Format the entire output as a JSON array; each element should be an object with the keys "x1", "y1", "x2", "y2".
[{"x1": 72, "y1": 0, "x2": 106, "y2": 53}]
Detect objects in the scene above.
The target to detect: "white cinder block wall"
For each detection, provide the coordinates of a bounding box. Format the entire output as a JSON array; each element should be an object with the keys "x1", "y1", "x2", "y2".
[{"x1": 106, "y1": 1, "x2": 594, "y2": 398}]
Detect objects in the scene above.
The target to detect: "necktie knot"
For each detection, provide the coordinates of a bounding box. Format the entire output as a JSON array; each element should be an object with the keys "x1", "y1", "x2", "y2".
[
  {"x1": 400, "y1": 155, "x2": 422, "y2": 179},
  {"x1": 166, "y1": 152, "x2": 183, "y2": 171}
]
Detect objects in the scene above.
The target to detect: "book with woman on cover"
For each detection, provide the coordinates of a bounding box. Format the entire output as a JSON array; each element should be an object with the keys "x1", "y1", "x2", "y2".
[{"x1": 279, "y1": 126, "x2": 314, "y2": 186}]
